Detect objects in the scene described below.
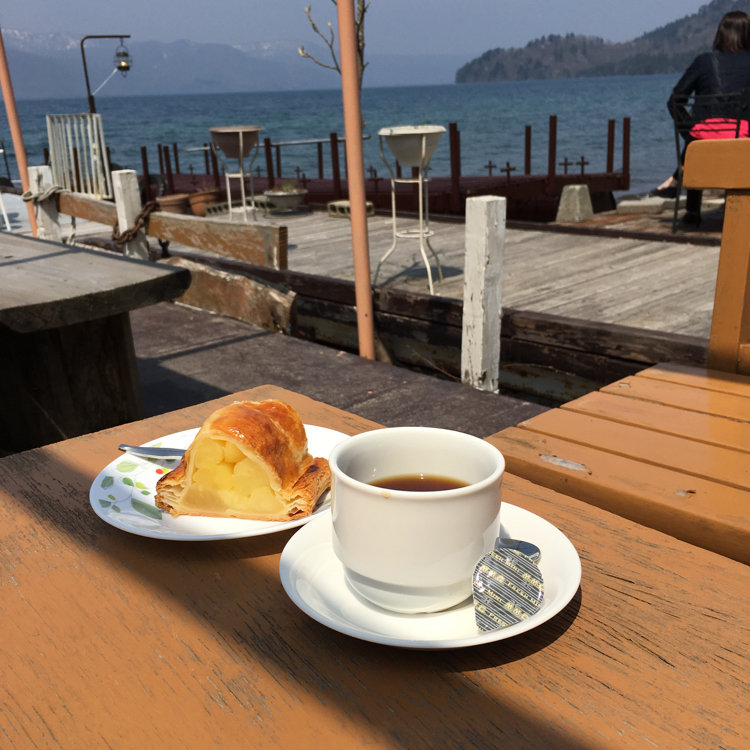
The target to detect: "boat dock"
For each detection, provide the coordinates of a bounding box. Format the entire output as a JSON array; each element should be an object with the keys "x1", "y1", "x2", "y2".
[{"x1": 2, "y1": 187, "x2": 721, "y2": 408}]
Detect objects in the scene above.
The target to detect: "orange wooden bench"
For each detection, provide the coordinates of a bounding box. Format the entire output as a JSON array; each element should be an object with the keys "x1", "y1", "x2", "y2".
[{"x1": 486, "y1": 139, "x2": 750, "y2": 564}]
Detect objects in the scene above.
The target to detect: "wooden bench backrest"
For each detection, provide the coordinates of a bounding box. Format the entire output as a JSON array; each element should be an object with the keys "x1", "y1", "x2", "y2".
[
  {"x1": 57, "y1": 192, "x2": 288, "y2": 270},
  {"x1": 683, "y1": 138, "x2": 750, "y2": 374}
]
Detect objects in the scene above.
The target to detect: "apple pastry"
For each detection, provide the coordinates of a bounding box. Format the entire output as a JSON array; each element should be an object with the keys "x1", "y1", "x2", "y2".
[{"x1": 155, "y1": 399, "x2": 331, "y2": 521}]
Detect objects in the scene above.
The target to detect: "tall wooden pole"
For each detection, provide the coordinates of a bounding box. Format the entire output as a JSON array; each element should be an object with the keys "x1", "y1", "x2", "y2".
[
  {"x1": 0, "y1": 27, "x2": 38, "y2": 235},
  {"x1": 337, "y1": 0, "x2": 375, "y2": 360}
]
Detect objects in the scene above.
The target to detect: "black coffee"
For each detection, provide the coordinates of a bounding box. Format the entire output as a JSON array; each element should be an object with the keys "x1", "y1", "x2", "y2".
[{"x1": 369, "y1": 474, "x2": 468, "y2": 492}]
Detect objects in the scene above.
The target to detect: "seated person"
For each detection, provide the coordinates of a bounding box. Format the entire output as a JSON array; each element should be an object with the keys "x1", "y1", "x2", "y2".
[{"x1": 653, "y1": 11, "x2": 750, "y2": 226}]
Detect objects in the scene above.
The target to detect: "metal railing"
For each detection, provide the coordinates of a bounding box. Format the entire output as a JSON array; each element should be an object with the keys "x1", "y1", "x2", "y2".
[{"x1": 46, "y1": 113, "x2": 113, "y2": 199}]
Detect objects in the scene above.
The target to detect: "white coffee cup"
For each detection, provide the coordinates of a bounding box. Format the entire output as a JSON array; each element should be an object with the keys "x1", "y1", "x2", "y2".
[{"x1": 329, "y1": 427, "x2": 504, "y2": 614}]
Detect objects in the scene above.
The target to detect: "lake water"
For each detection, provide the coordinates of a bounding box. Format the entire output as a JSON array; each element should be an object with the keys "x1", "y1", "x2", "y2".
[{"x1": 1, "y1": 75, "x2": 679, "y2": 197}]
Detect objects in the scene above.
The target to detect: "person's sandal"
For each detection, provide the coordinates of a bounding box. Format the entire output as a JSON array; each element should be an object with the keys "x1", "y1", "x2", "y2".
[
  {"x1": 681, "y1": 212, "x2": 702, "y2": 227},
  {"x1": 649, "y1": 186, "x2": 677, "y2": 198}
]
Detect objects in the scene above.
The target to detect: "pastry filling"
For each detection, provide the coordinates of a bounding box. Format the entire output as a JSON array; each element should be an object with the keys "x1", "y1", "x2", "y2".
[{"x1": 181, "y1": 438, "x2": 284, "y2": 516}]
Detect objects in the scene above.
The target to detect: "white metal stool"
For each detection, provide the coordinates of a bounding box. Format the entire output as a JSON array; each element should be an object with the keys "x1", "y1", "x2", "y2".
[
  {"x1": 0, "y1": 191, "x2": 10, "y2": 231},
  {"x1": 375, "y1": 125, "x2": 446, "y2": 294},
  {"x1": 209, "y1": 126, "x2": 262, "y2": 221}
]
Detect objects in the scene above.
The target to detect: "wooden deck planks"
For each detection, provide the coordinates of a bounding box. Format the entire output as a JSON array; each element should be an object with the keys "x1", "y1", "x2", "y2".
[{"x1": 276, "y1": 210, "x2": 719, "y2": 338}]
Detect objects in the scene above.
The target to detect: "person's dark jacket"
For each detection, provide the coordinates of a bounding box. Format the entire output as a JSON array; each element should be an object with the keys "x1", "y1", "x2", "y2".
[{"x1": 668, "y1": 50, "x2": 750, "y2": 123}]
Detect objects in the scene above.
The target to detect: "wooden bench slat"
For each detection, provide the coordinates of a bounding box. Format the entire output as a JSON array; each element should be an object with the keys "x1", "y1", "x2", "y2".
[
  {"x1": 147, "y1": 212, "x2": 288, "y2": 270},
  {"x1": 599, "y1": 375, "x2": 750, "y2": 420},
  {"x1": 515, "y1": 408, "x2": 750, "y2": 489},
  {"x1": 635, "y1": 362, "x2": 750, "y2": 394},
  {"x1": 487, "y1": 427, "x2": 750, "y2": 563},
  {"x1": 684, "y1": 138, "x2": 750, "y2": 189},
  {"x1": 563, "y1": 390, "x2": 750, "y2": 453}
]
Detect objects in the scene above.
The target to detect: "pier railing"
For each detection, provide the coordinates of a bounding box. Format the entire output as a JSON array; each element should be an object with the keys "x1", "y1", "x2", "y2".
[{"x1": 134, "y1": 115, "x2": 630, "y2": 220}]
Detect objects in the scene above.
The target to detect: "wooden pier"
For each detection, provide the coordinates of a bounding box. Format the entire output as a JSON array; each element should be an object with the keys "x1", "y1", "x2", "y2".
[
  {"x1": 28, "y1": 176, "x2": 719, "y2": 405},
  {"x1": 155, "y1": 205, "x2": 716, "y2": 402}
]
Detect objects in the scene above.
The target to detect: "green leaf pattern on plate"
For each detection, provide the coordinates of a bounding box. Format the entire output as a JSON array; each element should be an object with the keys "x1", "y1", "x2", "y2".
[{"x1": 96, "y1": 457, "x2": 164, "y2": 521}]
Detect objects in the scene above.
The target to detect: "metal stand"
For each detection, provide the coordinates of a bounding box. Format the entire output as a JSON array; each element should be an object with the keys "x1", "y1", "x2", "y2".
[
  {"x1": 209, "y1": 126, "x2": 262, "y2": 221},
  {"x1": 375, "y1": 127, "x2": 445, "y2": 295}
]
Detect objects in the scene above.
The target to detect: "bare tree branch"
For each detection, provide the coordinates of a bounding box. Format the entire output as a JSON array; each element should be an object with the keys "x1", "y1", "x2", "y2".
[{"x1": 298, "y1": 1, "x2": 370, "y2": 89}]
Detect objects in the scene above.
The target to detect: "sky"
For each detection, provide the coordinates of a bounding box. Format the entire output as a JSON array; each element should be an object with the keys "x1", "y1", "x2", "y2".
[{"x1": 1, "y1": 0, "x2": 712, "y2": 57}]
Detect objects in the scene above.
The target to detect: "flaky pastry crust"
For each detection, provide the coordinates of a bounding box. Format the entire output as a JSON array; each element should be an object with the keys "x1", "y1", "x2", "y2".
[{"x1": 155, "y1": 399, "x2": 331, "y2": 521}]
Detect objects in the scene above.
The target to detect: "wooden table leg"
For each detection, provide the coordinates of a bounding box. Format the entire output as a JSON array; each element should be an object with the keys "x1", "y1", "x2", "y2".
[{"x1": 1, "y1": 312, "x2": 144, "y2": 453}]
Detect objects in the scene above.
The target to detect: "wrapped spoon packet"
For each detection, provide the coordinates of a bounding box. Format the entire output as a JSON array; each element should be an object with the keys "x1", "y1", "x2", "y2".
[{"x1": 473, "y1": 539, "x2": 544, "y2": 631}]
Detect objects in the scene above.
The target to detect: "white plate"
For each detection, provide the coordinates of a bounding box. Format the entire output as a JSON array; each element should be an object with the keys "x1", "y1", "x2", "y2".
[
  {"x1": 279, "y1": 504, "x2": 581, "y2": 649},
  {"x1": 89, "y1": 425, "x2": 349, "y2": 540}
]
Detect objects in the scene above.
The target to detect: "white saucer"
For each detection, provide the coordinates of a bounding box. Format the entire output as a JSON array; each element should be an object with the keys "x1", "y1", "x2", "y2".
[
  {"x1": 89, "y1": 425, "x2": 349, "y2": 540},
  {"x1": 279, "y1": 503, "x2": 581, "y2": 649}
]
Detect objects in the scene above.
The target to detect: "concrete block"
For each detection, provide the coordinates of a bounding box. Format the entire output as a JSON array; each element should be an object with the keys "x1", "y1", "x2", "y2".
[
  {"x1": 327, "y1": 199, "x2": 375, "y2": 218},
  {"x1": 617, "y1": 197, "x2": 669, "y2": 215},
  {"x1": 555, "y1": 184, "x2": 594, "y2": 223}
]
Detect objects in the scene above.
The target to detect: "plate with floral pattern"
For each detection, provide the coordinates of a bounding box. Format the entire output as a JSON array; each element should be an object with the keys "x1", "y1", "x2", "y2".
[{"x1": 89, "y1": 425, "x2": 349, "y2": 540}]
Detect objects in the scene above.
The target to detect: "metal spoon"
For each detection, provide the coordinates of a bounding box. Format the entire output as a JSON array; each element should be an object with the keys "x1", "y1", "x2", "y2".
[
  {"x1": 118, "y1": 443, "x2": 185, "y2": 459},
  {"x1": 473, "y1": 537, "x2": 544, "y2": 631}
]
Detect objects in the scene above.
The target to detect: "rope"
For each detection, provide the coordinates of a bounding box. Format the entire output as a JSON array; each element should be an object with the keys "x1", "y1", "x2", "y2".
[
  {"x1": 20, "y1": 183, "x2": 77, "y2": 244},
  {"x1": 21, "y1": 184, "x2": 66, "y2": 203}
]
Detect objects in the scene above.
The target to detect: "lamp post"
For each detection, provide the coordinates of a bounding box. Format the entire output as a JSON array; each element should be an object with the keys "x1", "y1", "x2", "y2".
[{"x1": 80, "y1": 34, "x2": 132, "y2": 113}]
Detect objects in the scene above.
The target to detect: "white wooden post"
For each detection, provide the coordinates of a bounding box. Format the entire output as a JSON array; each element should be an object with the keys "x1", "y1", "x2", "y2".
[
  {"x1": 27, "y1": 165, "x2": 62, "y2": 242},
  {"x1": 461, "y1": 195, "x2": 506, "y2": 391},
  {"x1": 112, "y1": 169, "x2": 149, "y2": 259}
]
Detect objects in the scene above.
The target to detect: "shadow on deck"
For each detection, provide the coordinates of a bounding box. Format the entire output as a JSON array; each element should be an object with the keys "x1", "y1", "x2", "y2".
[{"x1": 132, "y1": 302, "x2": 551, "y2": 437}]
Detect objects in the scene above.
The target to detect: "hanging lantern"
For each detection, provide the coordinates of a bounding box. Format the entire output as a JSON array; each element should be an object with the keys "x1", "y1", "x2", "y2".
[{"x1": 114, "y1": 39, "x2": 132, "y2": 75}]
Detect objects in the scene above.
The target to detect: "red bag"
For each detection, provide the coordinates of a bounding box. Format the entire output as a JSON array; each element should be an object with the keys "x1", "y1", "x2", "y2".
[{"x1": 689, "y1": 117, "x2": 750, "y2": 139}]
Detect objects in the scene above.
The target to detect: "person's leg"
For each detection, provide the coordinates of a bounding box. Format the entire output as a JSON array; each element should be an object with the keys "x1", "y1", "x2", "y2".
[{"x1": 683, "y1": 189, "x2": 703, "y2": 225}]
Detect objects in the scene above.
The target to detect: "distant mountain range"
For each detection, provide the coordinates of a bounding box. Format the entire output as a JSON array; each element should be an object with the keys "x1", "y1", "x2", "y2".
[
  {"x1": 3, "y1": 0, "x2": 748, "y2": 101},
  {"x1": 457, "y1": 0, "x2": 749, "y2": 83},
  {"x1": 0, "y1": 30, "x2": 467, "y2": 101}
]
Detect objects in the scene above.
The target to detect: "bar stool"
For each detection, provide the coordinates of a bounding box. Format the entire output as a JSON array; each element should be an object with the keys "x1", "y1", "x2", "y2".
[
  {"x1": 375, "y1": 125, "x2": 446, "y2": 294},
  {"x1": 209, "y1": 126, "x2": 262, "y2": 221}
]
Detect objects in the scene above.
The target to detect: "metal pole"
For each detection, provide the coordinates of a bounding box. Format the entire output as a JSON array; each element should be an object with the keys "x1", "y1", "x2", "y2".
[
  {"x1": 80, "y1": 35, "x2": 130, "y2": 114},
  {"x1": 337, "y1": 0, "x2": 375, "y2": 360},
  {"x1": 0, "y1": 28, "x2": 37, "y2": 235}
]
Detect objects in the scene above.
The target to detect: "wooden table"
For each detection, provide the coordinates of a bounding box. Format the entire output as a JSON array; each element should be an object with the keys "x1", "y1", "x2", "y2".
[
  {"x1": 486, "y1": 362, "x2": 750, "y2": 564},
  {"x1": 1, "y1": 384, "x2": 748, "y2": 748},
  {"x1": 0, "y1": 232, "x2": 190, "y2": 453}
]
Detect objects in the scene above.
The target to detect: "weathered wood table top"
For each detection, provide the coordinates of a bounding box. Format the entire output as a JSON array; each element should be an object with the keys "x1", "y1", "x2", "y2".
[
  {"x1": 1, "y1": 385, "x2": 747, "y2": 748},
  {"x1": 0, "y1": 231, "x2": 190, "y2": 332},
  {"x1": 0, "y1": 232, "x2": 191, "y2": 452},
  {"x1": 485, "y1": 362, "x2": 750, "y2": 564}
]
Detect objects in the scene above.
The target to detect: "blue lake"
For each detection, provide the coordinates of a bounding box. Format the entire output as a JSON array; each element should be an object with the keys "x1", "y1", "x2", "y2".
[{"x1": 2, "y1": 75, "x2": 679, "y2": 196}]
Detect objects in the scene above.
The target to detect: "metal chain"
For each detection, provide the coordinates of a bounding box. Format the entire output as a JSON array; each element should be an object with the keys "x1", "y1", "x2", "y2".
[{"x1": 112, "y1": 200, "x2": 158, "y2": 245}]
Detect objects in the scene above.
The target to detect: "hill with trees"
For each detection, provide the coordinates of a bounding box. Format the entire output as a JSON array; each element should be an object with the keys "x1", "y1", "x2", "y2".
[{"x1": 456, "y1": 0, "x2": 749, "y2": 83}]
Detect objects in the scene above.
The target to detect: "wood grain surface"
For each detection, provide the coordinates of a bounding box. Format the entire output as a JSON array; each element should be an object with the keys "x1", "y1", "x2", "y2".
[
  {"x1": 181, "y1": 208, "x2": 722, "y2": 339},
  {"x1": 0, "y1": 232, "x2": 189, "y2": 332},
  {"x1": 0, "y1": 385, "x2": 748, "y2": 749},
  {"x1": 485, "y1": 364, "x2": 750, "y2": 564},
  {"x1": 683, "y1": 140, "x2": 750, "y2": 374},
  {"x1": 0, "y1": 233, "x2": 190, "y2": 451}
]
